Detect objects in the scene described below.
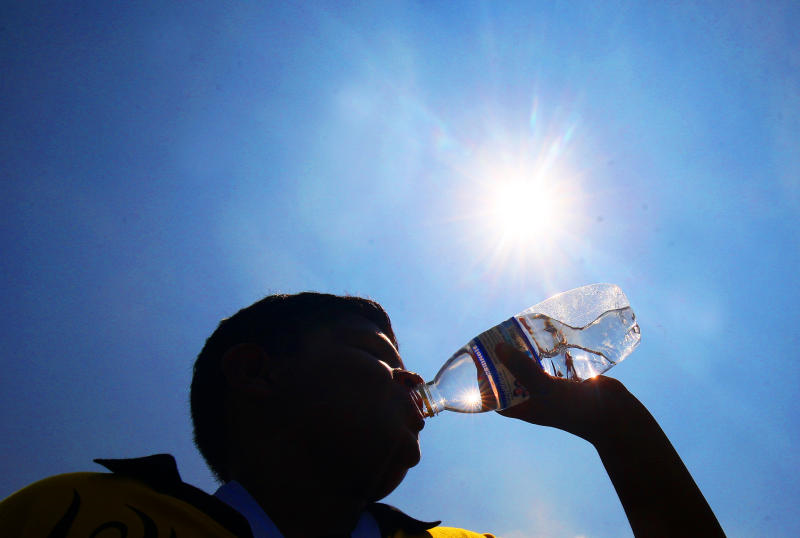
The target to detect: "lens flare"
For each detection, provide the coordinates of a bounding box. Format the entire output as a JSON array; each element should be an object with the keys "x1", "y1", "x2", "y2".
[
  {"x1": 463, "y1": 145, "x2": 588, "y2": 290},
  {"x1": 433, "y1": 96, "x2": 592, "y2": 290},
  {"x1": 460, "y1": 389, "x2": 483, "y2": 411},
  {"x1": 489, "y1": 177, "x2": 572, "y2": 243}
]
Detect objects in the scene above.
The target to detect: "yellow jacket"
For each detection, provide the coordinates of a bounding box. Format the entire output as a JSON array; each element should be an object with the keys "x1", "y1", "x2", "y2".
[{"x1": 0, "y1": 455, "x2": 494, "y2": 538}]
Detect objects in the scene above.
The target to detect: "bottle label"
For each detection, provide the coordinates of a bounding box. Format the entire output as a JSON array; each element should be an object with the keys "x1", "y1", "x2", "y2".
[{"x1": 468, "y1": 317, "x2": 541, "y2": 410}]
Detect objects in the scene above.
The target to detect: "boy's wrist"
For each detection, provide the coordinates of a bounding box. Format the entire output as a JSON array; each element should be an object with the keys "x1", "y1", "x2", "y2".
[{"x1": 583, "y1": 378, "x2": 647, "y2": 448}]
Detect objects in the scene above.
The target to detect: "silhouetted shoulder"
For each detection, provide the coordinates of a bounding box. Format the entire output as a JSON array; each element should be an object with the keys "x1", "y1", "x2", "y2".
[{"x1": 0, "y1": 471, "x2": 243, "y2": 537}]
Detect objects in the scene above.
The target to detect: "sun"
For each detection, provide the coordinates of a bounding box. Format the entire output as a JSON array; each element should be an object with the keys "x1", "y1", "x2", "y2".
[
  {"x1": 489, "y1": 176, "x2": 570, "y2": 244},
  {"x1": 476, "y1": 154, "x2": 584, "y2": 268},
  {"x1": 442, "y1": 104, "x2": 589, "y2": 288}
]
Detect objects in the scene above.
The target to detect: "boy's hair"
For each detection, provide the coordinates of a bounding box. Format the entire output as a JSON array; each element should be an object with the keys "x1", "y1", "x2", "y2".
[{"x1": 190, "y1": 292, "x2": 397, "y2": 482}]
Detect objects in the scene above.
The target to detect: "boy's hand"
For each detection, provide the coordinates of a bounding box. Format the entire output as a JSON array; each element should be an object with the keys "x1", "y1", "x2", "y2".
[{"x1": 494, "y1": 342, "x2": 632, "y2": 445}]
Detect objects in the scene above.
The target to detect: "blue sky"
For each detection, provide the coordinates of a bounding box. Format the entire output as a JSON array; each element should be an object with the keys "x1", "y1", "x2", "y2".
[{"x1": 2, "y1": 2, "x2": 799, "y2": 536}]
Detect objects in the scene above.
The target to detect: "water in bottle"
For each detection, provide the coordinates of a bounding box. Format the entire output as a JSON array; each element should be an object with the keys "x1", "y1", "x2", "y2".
[{"x1": 414, "y1": 283, "x2": 641, "y2": 417}]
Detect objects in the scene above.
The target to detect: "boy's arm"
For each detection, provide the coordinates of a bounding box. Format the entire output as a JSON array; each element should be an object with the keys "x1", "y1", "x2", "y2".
[{"x1": 495, "y1": 343, "x2": 726, "y2": 537}]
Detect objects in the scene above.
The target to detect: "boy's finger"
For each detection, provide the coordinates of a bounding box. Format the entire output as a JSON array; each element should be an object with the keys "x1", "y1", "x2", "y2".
[{"x1": 494, "y1": 342, "x2": 550, "y2": 393}]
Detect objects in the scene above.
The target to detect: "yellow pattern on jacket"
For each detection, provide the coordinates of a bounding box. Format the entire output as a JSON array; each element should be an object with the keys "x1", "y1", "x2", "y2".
[
  {"x1": 0, "y1": 473, "x2": 495, "y2": 538},
  {"x1": 397, "y1": 530, "x2": 495, "y2": 538}
]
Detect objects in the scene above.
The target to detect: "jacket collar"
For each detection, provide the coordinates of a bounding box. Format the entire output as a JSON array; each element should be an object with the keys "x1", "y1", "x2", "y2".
[
  {"x1": 95, "y1": 454, "x2": 254, "y2": 538},
  {"x1": 95, "y1": 455, "x2": 439, "y2": 537}
]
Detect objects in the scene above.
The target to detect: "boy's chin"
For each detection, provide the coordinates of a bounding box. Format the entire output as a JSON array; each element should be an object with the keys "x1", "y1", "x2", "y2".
[{"x1": 369, "y1": 467, "x2": 409, "y2": 502}]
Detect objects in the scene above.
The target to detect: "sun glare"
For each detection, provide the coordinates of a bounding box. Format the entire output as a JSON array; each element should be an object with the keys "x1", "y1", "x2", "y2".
[
  {"x1": 460, "y1": 389, "x2": 483, "y2": 410},
  {"x1": 489, "y1": 178, "x2": 569, "y2": 242},
  {"x1": 443, "y1": 102, "x2": 589, "y2": 288}
]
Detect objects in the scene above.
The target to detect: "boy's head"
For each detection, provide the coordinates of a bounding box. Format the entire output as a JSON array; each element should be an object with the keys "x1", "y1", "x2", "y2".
[{"x1": 190, "y1": 292, "x2": 422, "y2": 503}]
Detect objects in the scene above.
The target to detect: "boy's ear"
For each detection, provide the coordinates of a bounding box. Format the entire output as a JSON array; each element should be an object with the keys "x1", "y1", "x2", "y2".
[{"x1": 221, "y1": 343, "x2": 276, "y2": 398}]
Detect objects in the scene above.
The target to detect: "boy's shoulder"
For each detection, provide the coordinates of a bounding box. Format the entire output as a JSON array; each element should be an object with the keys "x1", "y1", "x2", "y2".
[{"x1": 0, "y1": 460, "x2": 247, "y2": 537}]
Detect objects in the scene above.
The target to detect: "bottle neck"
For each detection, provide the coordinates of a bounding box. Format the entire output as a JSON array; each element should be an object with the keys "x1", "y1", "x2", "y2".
[{"x1": 413, "y1": 382, "x2": 443, "y2": 418}]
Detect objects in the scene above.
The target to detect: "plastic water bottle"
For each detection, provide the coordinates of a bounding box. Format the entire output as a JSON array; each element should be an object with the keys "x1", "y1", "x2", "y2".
[{"x1": 413, "y1": 283, "x2": 641, "y2": 417}]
